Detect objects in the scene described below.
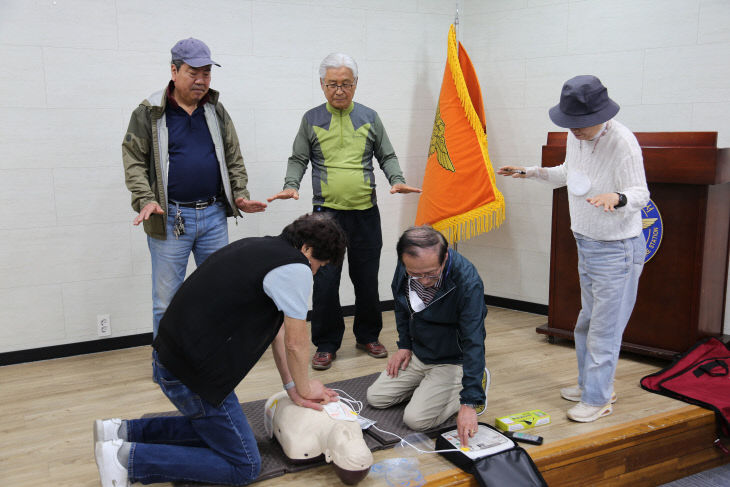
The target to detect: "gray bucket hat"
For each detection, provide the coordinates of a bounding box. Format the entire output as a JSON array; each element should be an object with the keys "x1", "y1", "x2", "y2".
[
  {"x1": 548, "y1": 75, "x2": 619, "y2": 128},
  {"x1": 171, "y1": 38, "x2": 221, "y2": 68}
]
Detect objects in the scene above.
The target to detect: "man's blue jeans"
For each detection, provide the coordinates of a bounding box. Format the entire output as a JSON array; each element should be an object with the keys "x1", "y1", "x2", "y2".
[
  {"x1": 126, "y1": 353, "x2": 261, "y2": 485},
  {"x1": 148, "y1": 202, "x2": 228, "y2": 337},
  {"x1": 573, "y1": 232, "x2": 645, "y2": 406}
]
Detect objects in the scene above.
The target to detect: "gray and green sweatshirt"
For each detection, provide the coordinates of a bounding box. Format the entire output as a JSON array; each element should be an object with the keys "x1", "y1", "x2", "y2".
[{"x1": 284, "y1": 102, "x2": 406, "y2": 210}]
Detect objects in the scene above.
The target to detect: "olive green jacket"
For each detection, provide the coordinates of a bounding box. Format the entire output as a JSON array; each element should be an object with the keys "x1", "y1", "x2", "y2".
[{"x1": 122, "y1": 86, "x2": 250, "y2": 239}]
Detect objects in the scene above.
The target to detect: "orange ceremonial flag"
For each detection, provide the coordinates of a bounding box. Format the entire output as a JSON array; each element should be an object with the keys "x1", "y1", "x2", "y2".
[{"x1": 415, "y1": 24, "x2": 504, "y2": 244}]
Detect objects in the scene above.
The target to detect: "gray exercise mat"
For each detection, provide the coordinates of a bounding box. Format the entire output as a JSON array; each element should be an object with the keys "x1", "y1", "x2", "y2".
[
  {"x1": 341, "y1": 372, "x2": 457, "y2": 446},
  {"x1": 142, "y1": 372, "x2": 454, "y2": 485}
]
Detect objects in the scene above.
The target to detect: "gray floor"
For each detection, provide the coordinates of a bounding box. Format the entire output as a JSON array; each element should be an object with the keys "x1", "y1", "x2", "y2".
[{"x1": 659, "y1": 463, "x2": 730, "y2": 487}]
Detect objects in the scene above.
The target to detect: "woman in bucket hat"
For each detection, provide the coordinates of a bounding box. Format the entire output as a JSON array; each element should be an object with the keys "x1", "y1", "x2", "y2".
[{"x1": 498, "y1": 75, "x2": 649, "y2": 423}]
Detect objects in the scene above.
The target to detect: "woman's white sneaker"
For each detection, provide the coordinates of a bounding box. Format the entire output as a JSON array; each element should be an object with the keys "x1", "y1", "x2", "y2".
[
  {"x1": 567, "y1": 402, "x2": 613, "y2": 422},
  {"x1": 560, "y1": 386, "x2": 616, "y2": 403}
]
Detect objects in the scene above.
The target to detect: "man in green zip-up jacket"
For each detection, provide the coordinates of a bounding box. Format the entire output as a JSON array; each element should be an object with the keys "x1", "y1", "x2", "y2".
[
  {"x1": 269, "y1": 53, "x2": 421, "y2": 370},
  {"x1": 122, "y1": 38, "x2": 266, "y2": 338}
]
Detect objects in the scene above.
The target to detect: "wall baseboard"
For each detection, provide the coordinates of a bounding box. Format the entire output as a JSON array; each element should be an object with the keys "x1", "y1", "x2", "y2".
[
  {"x1": 484, "y1": 294, "x2": 548, "y2": 315},
  {"x1": 0, "y1": 333, "x2": 153, "y2": 366},
  {"x1": 0, "y1": 296, "x2": 545, "y2": 366}
]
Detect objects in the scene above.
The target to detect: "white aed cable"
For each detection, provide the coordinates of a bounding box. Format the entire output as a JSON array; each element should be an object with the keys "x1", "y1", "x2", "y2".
[
  {"x1": 331, "y1": 389, "x2": 363, "y2": 415},
  {"x1": 369, "y1": 424, "x2": 462, "y2": 454},
  {"x1": 330, "y1": 389, "x2": 461, "y2": 454}
]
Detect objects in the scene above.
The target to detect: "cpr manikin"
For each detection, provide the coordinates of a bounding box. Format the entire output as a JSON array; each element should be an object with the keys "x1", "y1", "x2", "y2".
[{"x1": 264, "y1": 391, "x2": 373, "y2": 484}]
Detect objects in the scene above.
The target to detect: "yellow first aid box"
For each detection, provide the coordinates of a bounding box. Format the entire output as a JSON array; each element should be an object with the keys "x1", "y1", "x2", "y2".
[{"x1": 495, "y1": 409, "x2": 551, "y2": 432}]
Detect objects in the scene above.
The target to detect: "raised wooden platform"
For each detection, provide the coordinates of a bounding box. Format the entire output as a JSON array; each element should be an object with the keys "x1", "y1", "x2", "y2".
[
  {"x1": 425, "y1": 406, "x2": 729, "y2": 487},
  {"x1": 2, "y1": 308, "x2": 727, "y2": 486}
]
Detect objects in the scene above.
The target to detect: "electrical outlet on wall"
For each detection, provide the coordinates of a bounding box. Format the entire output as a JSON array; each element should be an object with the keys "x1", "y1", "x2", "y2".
[{"x1": 97, "y1": 314, "x2": 111, "y2": 337}]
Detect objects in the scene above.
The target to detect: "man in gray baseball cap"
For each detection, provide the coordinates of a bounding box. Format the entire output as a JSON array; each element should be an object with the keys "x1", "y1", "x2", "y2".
[
  {"x1": 498, "y1": 75, "x2": 649, "y2": 423},
  {"x1": 122, "y1": 37, "x2": 267, "y2": 342},
  {"x1": 170, "y1": 37, "x2": 222, "y2": 68}
]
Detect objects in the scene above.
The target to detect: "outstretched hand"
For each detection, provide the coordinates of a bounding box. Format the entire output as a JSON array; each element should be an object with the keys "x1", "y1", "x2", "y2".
[
  {"x1": 235, "y1": 197, "x2": 267, "y2": 213},
  {"x1": 497, "y1": 166, "x2": 527, "y2": 178},
  {"x1": 390, "y1": 183, "x2": 422, "y2": 194},
  {"x1": 133, "y1": 201, "x2": 164, "y2": 225},
  {"x1": 587, "y1": 193, "x2": 620, "y2": 212},
  {"x1": 267, "y1": 188, "x2": 300, "y2": 202}
]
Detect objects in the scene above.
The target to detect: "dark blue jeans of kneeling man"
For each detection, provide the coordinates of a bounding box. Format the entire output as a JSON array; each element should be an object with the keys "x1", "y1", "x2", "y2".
[{"x1": 125, "y1": 352, "x2": 261, "y2": 485}]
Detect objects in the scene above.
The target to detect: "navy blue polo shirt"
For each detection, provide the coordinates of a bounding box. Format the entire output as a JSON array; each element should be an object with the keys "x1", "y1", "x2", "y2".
[{"x1": 166, "y1": 83, "x2": 222, "y2": 202}]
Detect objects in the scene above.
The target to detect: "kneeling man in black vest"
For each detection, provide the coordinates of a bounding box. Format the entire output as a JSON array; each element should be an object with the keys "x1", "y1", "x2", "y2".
[{"x1": 93, "y1": 213, "x2": 347, "y2": 487}]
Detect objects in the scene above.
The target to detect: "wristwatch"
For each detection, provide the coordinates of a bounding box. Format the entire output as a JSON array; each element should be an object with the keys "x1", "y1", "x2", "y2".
[{"x1": 615, "y1": 192, "x2": 627, "y2": 208}]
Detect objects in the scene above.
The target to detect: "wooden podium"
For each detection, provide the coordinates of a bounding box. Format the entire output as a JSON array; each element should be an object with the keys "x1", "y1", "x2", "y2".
[{"x1": 536, "y1": 132, "x2": 730, "y2": 358}]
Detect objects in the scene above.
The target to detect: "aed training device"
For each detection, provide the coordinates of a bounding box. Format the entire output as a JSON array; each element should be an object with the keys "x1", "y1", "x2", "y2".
[
  {"x1": 435, "y1": 423, "x2": 547, "y2": 487},
  {"x1": 439, "y1": 424, "x2": 513, "y2": 460},
  {"x1": 495, "y1": 409, "x2": 551, "y2": 432}
]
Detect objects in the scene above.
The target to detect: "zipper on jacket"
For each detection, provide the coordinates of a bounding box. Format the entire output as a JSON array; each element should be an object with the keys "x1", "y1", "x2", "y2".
[
  {"x1": 406, "y1": 283, "x2": 457, "y2": 347},
  {"x1": 424, "y1": 284, "x2": 456, "y2": 309},
  {"x1": 339, "y1": 110, "x2": 344, "y2": 147}
]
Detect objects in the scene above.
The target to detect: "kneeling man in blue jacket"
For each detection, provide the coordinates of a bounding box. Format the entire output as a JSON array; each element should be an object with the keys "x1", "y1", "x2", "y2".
[{"x1": 367, "y1": 226, "x2": 489, "y2": 448}]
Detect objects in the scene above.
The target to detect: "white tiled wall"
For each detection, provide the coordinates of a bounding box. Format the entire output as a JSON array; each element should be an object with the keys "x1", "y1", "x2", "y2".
[
  {"x1": 1, "y1": 0, "x2": 729, "y2": 354},
  {"x1": 460, "y1": 0, "x2": 730, "y2": 335},
  {"x1": 0, "y1": 0, "x2": 453, "y2": 353}
]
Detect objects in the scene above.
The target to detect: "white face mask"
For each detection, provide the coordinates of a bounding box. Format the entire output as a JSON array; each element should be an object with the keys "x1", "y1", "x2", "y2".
[
  {"x1": 567, "y1": 170, "x2": 591, "y2": 196},
  {"x1": 408, "y1": 283, "x2": 426, "y2": 312}
]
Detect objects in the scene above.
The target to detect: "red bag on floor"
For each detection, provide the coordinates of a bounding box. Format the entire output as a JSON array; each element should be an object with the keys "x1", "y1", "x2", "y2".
[{"x1": 640, "y1": 337, "x2": 730, "y2": 452}]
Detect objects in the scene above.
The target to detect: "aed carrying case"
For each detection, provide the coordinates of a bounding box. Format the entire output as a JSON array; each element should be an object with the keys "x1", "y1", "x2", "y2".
[{"x1": 435, "y1": 422, "x2": 547, "y2": 487}]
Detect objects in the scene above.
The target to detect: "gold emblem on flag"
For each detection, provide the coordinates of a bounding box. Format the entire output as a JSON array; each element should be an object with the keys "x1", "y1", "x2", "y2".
[{"x1": 428, "y1": 105, "x2": 455, "y2": 172}]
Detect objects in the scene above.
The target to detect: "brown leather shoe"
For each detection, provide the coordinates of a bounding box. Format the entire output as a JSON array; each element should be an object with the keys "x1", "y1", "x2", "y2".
[
  {"x1": 356, "y1": 341, "x2": 388, "y2": 358},
  {"x1": 311, "y1": 351, "x2": 336, "y2": 370}
]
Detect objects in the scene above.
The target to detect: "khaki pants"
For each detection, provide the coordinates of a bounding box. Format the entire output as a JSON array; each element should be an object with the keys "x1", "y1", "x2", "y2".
[{"x1": 366, "y1": 354, "x2": 462, "y2": 431}]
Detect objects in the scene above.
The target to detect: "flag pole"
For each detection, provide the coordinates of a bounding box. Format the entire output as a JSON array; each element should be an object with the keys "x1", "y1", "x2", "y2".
[
  {"x1": 453, "y1": 0, "x2": 460, "y2": 252},
  {"x1": 454, "y1": 1, "x2": 460, "y2": 56}
]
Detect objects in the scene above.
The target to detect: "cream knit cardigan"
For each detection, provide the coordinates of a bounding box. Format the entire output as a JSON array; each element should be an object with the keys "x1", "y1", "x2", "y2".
[{"x1": 525, "y1": 119, "x2": 650, "y2": 241}]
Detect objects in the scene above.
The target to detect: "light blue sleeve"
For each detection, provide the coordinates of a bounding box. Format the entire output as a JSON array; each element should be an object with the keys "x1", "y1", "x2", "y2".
[{"x1": 262, "y1": 263, "x2": 312, "y2": 320}]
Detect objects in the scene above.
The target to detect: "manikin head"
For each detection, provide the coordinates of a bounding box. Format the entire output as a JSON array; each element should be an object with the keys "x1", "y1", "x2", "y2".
[
  {"x1": 266, "y1": 391, "x2": 373, "y2": 484},
  {"x1": 325, "y1": 422, "x2": 372, "y2": 484}
]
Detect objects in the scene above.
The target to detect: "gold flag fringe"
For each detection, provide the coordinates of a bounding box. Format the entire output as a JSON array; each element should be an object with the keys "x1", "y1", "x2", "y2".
[
  {"x1": 432, "y1": 25, "x2": 505, "y2": 245},
  {"x1": 433, "y1": 195, "x2": 505, "y2": 244}
]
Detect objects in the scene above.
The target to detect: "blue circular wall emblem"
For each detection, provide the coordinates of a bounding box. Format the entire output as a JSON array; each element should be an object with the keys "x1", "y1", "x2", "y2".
[{"x1": 642, "y1": 199, "x2": 662, "y2": 263}]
